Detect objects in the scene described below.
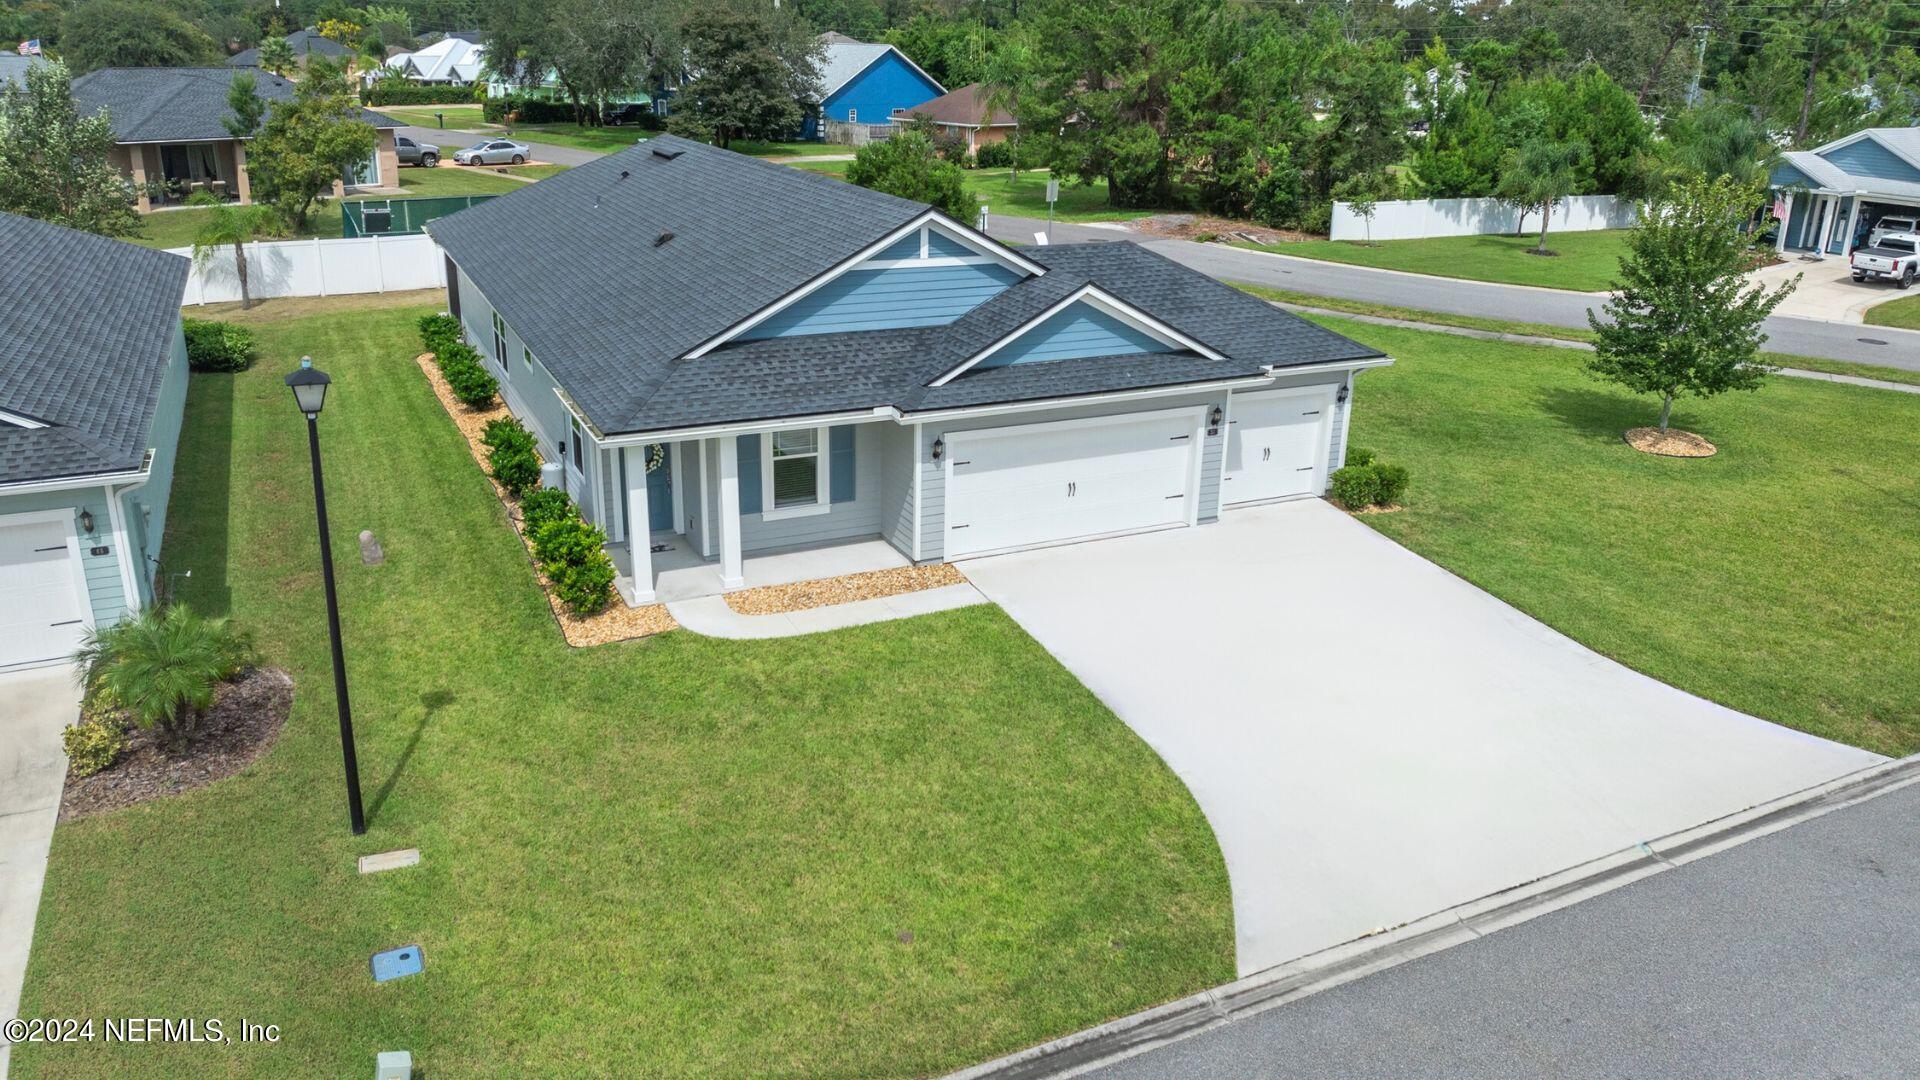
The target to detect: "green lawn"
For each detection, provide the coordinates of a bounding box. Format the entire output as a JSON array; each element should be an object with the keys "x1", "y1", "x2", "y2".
[
  {"x1": 1314, "y1": 314, "x2": 1920, "y2": 756},
  {"x1": 128, "y1": 168, "x2": 551, "y2": 250},
  {"x1": 1862, "y1": 293, "x2": 1920, "y2": 330},
  {"x1": 15, "y1": 298, "x2": 1232, "y2": 1078},
  {"x1": 373, "y1": 103, "x2": 485, "y2": 128},
  {"x1": 1239, "y1": 230, "x2": 1636, "y2": 292},
  {"x1": 794, "y1": 161, "x2": 1152, "y2": 224}
]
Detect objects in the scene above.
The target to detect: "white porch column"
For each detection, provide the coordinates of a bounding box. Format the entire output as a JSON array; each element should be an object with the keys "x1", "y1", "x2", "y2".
[
  {"x1": 1843, "y1": 194, "x2": 1864, "y2": 255},
  {"x1": 716, "y1": 435, "x2": 745, "y2": 589},
  {"x1": 622, "y1": 444, "x2": 656, "y2": 604},
  {"x1": 669, "y1": 440, "x2": 686, "y2": 535}
]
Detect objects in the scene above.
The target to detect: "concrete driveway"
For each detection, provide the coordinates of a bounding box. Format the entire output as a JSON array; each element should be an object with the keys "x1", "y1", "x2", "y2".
[
  {"x1": 0, "y1": 667, "x2": 80, "y2": 1078},
  {"x1": 961, "y1": 501, "x2": 1883, "y2": 976},
  {"x1": 1754, "y1": 256, "x2": 1910, "y2": 324}
]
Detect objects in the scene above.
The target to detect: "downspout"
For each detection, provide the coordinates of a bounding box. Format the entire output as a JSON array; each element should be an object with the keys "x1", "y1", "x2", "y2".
[{"x1": 104, "y1": 468, "x2": 152, "y2": 614}]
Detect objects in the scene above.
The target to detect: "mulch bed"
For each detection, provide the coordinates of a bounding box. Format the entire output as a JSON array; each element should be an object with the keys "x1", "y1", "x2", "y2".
[
  {"x1": 723, "y1": 563, "x2": 966, "y2": 616},
  {"x1": 1625, "y1": 426, "x2": 1717, "y2": 458},
  {"x1": 416, "y1": 353, "x2": 680, "y2": 644},
  {"x1": 61, "y1": 667, "x2": 293, "y2": 822}
]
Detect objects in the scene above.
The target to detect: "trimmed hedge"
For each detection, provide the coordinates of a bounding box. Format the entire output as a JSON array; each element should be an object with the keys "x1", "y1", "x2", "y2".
[
  {"x1": 974, "y1": 140, "x2": 1018, "y2": 170},
  {"x1": 418, "y1": 313, "x2": 461, "y2": 354},
  {"x1": 182, "y1": 319, "x2": 256, "y2": 373},
  {"x1": 1328, "y1": 448, "x2": 1411, "y2": 511},
  {"x1": 365, "y1": 82, "x2": 484, "y2": 106},
  {"x1": 518, "y1": 486, "x2": 616, "y2": 614},
  {"x1": 482, "y1": 416, "x2": 540, "y2": 495},
  {"x1": 483, "y1": 96, "x2": 584, "y2": 125},
  {"x1": 419, "y1": 315, "x2": 498, "y2": 409}
]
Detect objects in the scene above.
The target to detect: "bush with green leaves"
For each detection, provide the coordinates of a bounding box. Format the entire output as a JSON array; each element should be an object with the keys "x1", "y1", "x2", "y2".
[
  {"x1": 527, "y1": 513, "x2": 615, "y2": 614},
  {"x1": 442, "y1": 353, "x2": 499, "y2": 408},
  {"x1": 974, "y1": 140, "x2": 1016, "y2": 170},
  {"x1": 482, "y1": 416, "x2": 534, "y2": 452},
  {"x1": 1328, "y1": 452, "x2": 1411, "y2": 511},
  {"x1": 520, "y1": 487, "x2": 577, "y2": 532},
  {"x1": 482, "y1": 417, "x2": 541, "y2": 495},
  {"x1": 181, "y1": 318, "x2": 257, "y2": 372},
  {"x1": 73, "y1": 604, "x2": 255, "y2": 746},
  {"x1": 418, "y1": 313, "x2": 461, "y2": 355},
  {"x1": 62, "y1": 717, "x2": 128, "y2": 777}
]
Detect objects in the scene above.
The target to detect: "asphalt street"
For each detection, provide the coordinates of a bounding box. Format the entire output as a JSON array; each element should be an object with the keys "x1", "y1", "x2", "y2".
[
  {"x1": 1090, "y1": 777, "x2": 1920, "y2": 1080},
  {"x1": 396, "y1": 124, "x2": 618, "y2": 168}
]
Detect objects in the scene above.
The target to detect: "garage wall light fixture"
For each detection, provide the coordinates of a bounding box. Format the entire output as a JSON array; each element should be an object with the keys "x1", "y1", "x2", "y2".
[
  {"x1": 1336, "y1": 384, "x2": 1350, "y2": 404},
  {"x1": 78, "y1": 509, "x2": 95, "y2": 534},
  {"x1": 931, "y1": 437, "x2": 945, "y2": 462},
  {"x1": 1207, "y1": 404, "x2": 1224, "y2": 428}
]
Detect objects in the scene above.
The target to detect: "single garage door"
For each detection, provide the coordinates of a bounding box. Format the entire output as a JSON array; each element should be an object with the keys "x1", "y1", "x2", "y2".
[
  {"x1": 0, "y1": 514, "x2": 90, "y2": 669},
  {"x1": 1223, "y1": 386, "x2": 1334, "y2": 505},
  {"x1": 944, "y1": 408, "x2": 1201, "y2": 558}
]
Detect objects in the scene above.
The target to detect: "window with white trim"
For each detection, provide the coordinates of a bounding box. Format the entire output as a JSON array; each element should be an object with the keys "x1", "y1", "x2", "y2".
[
  {"x1": 847, "y1": 108, "x2": 857, "y2": 123},
  {"x1": 764, "y1": 426, "x2": 829, "y2": 517},
  {"x1": 491, "y1": 311, "x2": 506, "y2": 364},
  {"x1": 570, "y1": 419, "x2": 584, "y2": 472}
]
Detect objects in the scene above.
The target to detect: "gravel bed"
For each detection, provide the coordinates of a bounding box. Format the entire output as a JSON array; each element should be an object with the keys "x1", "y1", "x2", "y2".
[
  {"x1": 724, "y1": 563, "x2": 965, "y2": 615},
  {"x1": 418, "y1": 354, "x2": 679, "y2": 643},
  {"x1": 61, "y1": 666, "x2": 293, "y2": 822}
]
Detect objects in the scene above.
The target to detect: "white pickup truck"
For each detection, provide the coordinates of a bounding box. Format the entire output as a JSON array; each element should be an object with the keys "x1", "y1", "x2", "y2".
[{"x1": 1850, "y1": 233, "x2": 1920, "y2": 288}]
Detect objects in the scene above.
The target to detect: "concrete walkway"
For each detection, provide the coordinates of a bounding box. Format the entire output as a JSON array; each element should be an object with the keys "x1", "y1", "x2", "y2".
[
  {"x1": 666, "y1": 583, "x2": 987, "y2": 639},
  {"x1": 0, "y1": 667, "x2": 80, "y2": 1079},
  {"x1": 961, "y1": 501, "x2": 1883, "y2": 977}
]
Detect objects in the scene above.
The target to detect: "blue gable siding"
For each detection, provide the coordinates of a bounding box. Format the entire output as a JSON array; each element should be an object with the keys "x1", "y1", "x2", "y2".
[
  {"x1": 974, "y1": 301, "x2": 1171, "y2": 369},
  {"x1": 821, "y1": 50, "x2": 942, "y2": 123},
  {"x1": 1819, "y1": 138, "x2": 1920, "y2": 184},
  {"x1": 1769, "y1": 161, "x2": 1821, "y2": 189},
  {"x1": 740, "y1": 261, "x2": 1023, "y2": 339}
]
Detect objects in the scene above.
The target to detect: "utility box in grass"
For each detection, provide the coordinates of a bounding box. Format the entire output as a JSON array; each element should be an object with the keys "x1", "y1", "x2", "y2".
[{"x1": 375, "y1": 1049, "x2": 412, "y2": 1079}]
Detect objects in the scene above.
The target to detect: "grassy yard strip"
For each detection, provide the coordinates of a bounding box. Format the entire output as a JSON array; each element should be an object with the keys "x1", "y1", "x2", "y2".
[
  {"x1": 791, "y1": 161, "x2": 1151, "y2": 224},
  {"x1": 1303, "y1": 313, "x2": 1920, "y2": 756},
  {"x1": 17, "y1": 301, "x2": 1232, "y2": 1079},
  {"x1": 1235, "y1": 230, "x2": 1634, "y2": 292},
  {"x1": 1862, "y1": 293, "x2": 1920, "y2": 330},
  {"x1": 129, "y1": 168, "x2": 539, "y2": 250}
]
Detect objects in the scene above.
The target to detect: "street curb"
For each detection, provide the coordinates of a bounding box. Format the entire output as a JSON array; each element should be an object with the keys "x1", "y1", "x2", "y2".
[{"x1": 944, "y1": 755, "x2": 1920, "y2": 1080}]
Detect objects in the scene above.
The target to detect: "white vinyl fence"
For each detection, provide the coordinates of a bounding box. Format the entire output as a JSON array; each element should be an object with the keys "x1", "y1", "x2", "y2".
[
  {"x1": 170, "y1": 233, "x2": 446, "y2": 306},
  {"x1": 1329, "y1": 195, "x2": 1638, "y2": 242}
]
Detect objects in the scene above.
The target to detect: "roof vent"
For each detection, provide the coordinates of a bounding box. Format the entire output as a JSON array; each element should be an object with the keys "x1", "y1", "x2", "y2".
[
  {"x1": 654, "y1": 230, "x2": 675, "y2": 248},
  {"x1": 620, "y1": 170, "x2": 630, "y2": 180},
  {"x1": 651, "y1": 147, "x2": 685, "y2": 161}
]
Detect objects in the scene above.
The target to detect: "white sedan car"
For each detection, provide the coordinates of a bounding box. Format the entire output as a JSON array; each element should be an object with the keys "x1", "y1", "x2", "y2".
[{"x1": 453, "y1": 139, "x2": 531, "y2": 166}]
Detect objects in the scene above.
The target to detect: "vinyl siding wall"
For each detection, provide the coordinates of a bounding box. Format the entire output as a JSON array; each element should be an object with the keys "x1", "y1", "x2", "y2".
[
  {"x1": 975, "y1": 303, "x2": 1169, "y2": 368},
  {"x1": 123, "y1": 324, "x2": 190, "y2": 605},
  {"x1": 821, "y1": 51, "x2": 942, "y2": 123},
  {"x1": 1820, "y1": 138, "x2": 1920, "y2": 184},
  {"x1": 876, "y1": 422, "x2": 916, "y2": 558},
  {"x1": 739, "y1": 261, "x2": 1023, "y2": 338}
]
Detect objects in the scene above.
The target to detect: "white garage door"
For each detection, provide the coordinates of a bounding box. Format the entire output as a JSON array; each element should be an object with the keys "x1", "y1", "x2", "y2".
[
  {"x1": 1223, "y1": 386, "x2": 1334, "y2": 505},
  {"x1": 944, "y1": 408, "x2": 1201, "y2": 558},
  {"x1": 0, "y1": 514, "x2": 90, "y2": 669}
]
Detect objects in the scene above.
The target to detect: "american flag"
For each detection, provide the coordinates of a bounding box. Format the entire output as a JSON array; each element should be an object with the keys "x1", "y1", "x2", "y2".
[{"x1": 17, "y1": 39, "x2": 40, "y2": 56}]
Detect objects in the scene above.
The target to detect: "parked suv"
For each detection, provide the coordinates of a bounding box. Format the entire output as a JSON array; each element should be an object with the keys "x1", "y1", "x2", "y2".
[
  {"x1": 1850, "y1": 233, "x2": 1920, "y2": 288},
  {"x1": 395, "y1": 135, "x2": 439, "y2": 168},
  {"x1": 602, "y1": 103, "x2": 651, "y2": 126},
  {"x1": 1867, "y1": 215, "x2": 1918, "y2": 249}
]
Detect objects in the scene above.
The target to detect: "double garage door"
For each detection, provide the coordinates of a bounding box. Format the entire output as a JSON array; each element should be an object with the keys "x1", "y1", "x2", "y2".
[
  {"x1": 0, "y1": 513, "x2": 91, "y2": 669},
  {"x1": 944, "y1": 408, "x2": 1201, "y2": 558}
]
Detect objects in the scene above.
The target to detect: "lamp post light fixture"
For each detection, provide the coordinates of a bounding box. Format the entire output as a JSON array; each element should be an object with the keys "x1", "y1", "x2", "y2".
[{"x1": 285, "y1": 357, "x2": 367, "y2": 836}]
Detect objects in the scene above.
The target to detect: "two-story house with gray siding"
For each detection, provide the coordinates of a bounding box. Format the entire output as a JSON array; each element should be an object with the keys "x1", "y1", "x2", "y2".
[
  {"x1": 1770, "y1": 127, "x2": 1920, "y2": 258},
  {"x1": 427, "y1": 135, "x2": 1391, "y2": 606},
  {"x1": 0, "y1": 212, "x2": 191, "y2": 669}
]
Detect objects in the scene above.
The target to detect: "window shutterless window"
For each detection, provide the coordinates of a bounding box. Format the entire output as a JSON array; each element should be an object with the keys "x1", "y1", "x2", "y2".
[
  {"x1": 570, "y1": 421, "x2": 584, "y2": 471},
  {"x1": 764, "y1": 427, "x2": 828, "y2": 517},
  {"x1": 491, "y1": 312, "x2": 505, "y2": 363}
]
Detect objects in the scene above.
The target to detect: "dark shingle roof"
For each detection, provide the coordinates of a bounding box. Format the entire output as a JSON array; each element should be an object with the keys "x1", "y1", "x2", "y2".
[
  {"x1": 431, "y1": 137, "x2": 1384, "y2": 435},
  {"x1": 0, "y1": 212, "x2": 189, "y2": 485},
  {"x1": 0, "y1": 54, "x2": 45, "y2": 89},
  {"x1": 427, "y1": 134, "x2": 932, "y2": 430},
  {"x1": 228, "y1": 28, "x2": 350, "y2": 68},
  {"x1": 72, "y1": 67, "x2": 398, "y2": 143}
]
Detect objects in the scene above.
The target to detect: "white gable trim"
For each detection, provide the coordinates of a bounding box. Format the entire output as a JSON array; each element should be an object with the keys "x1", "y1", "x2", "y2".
[
  {"x1": 682, "y1": 209, "x2": 1043, "y2": 359},
  {"x1": 927, "y1": 284, "x2": 1227, "y2": 388},
  {"x1": 0, "y1": 408, "x2": 49, "y2": 429},
  {"x1": 1814, "y1": 129, "x2": 1920, "y2": 177}
]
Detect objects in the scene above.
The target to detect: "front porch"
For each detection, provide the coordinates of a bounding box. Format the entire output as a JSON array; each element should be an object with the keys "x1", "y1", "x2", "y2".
[{"x1": 610, "y1": 533, "x2": 909, "y2": 604}]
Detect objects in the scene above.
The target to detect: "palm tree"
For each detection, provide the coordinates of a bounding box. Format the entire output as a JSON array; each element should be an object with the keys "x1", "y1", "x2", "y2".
[
  {"x1": 74, "y1": 605, "x2": 255, "y2": 746},
  {"x1": 978, "y1": 35, "x2": 1035, "y2": 183},
  {"x1": 188, "y1": 193, "x2": 284, "y2": 310}
]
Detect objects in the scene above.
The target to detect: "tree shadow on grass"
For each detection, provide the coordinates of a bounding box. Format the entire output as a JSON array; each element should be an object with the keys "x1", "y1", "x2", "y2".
[
  {"x1": 1535, "y1": 386, "x2": 1684, "y2": 444},
  {"x1": 367, "y1": 688, "x2": 454, "y2": 826}
]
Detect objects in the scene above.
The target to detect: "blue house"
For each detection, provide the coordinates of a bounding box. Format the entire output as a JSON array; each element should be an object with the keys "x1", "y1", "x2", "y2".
[
  {"x1": 804, "y1": 33, "x2": 944, "y2": 140},
  {"x1": 427, "y1": 136, "x2": 1391, "y2": 607},
  {"x1": 1769, "y1": 127, "x2": 1920, "y2": 258},
  {"x1": 0, "y1": 212, "x2": 191, "y2": 670}
]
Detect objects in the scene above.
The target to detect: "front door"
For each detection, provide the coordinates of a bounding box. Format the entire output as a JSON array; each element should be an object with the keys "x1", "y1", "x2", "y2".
[{"x1": 1223, "y1": 387, "x2": 1334, "y2": 505}]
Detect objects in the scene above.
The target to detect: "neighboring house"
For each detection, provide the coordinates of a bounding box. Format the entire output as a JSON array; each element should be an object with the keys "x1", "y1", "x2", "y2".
[
  {"x1": 378, "y1": 35, "x2": 486, "y2": 86},
  {"x1": 71, "y1": 67, "x2": 401, "y2": 212},
  {"x1": 427, "y1": 135, "x2": 1390, "y2": 605},
  {"x1": 896, "y1": 83, "x2": 1016, "y2": 156},
  {"x1": 0, "y1": 211, "x2": 191, "y2": 670},
  {"x1": 1770, "y1": 127, "x2": 1920, "y2": 258},
  {"x1": 0, "y1": 53, "x2": 46, "y2": 89},
  {"x1": 806, "y1": 32, "x2": 944, "y2": 141},
  {"x1": 482, "y1": 65, "x2": 652, "y2": 109},
  {"x1": 227, "y1": 27, "x2": 350, "y2": 69}
]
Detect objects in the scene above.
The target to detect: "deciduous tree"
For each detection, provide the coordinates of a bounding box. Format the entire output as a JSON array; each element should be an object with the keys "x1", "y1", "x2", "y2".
[
  {"x1": 845, "y1": 124, "x2": 973, "y2": 221},
  {"x1": 242, "y1": 59, "x2": 377, "y2": 232},
  {"x1": 59, "y1": 0, "x2": 218, "y2": 73},
  {"x1": 666, "y1": 7, "x2": 820, "y2": 148},
  {"x1": 0, "y1": 59, "x2": 138, "y2": 237}
]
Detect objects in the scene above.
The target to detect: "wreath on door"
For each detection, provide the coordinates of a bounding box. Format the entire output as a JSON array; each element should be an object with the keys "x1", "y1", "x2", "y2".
[{"x1": 643, "y1": 443, "x2": 666, "y2": 474}]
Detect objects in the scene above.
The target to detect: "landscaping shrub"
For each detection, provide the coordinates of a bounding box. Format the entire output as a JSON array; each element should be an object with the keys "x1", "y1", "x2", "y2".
[
  {"x1": 484, "y1": 417, "x2": 541, "y2": 494},
  {"x1": 74, "y1": 605, "x2": 254, "y2": 746},
  {"x1": 483, "y1": 96, "x2": 582, "y2": 125},
  {"x1": 520, "y1": 487, "x2": 576, "y2": 531},
  {"x1": 1328, "y1": 454, "x2": 1412, "y2": 511},
  {"x1": 548, "y1": 549, "x2": 617, "y2": 615},
  {"x1": 443, "y1": 354, "x2": 499, "y2": 407},
  {"x1": 482, "y1": 416, "x2": 534, "y2": 452},
  {"x1": 974, "y1": 140, "x2": 1016, "y2": 170},
  {"x1": 364, "y1": 82, "x2": 478, "y2": 106},
  {"x1": 181, "y1": 319, "x2": 257, "y2": 373},
  {"x1": 418, "y1": 313, "x2": 462, "y2": 355},
  {"x1": 1328, "y1": 465, "x2": 1383, "y2": 510},
  {"x1": 62, "y1": 718, "x2": 127, "y2": 778},
  {"x1": 435, "y1": 339, "x2": 482, "y2": 374}
]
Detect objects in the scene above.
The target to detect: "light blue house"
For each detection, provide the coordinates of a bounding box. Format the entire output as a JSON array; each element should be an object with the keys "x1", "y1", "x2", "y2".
[
  {"x1": 804, "y1": 33, "x2": 944, "y2": 140},
  {"x1": 0, "y1": 212, "x2": 191, "y2": 670},
  {"x1": 428, "y1": 136, "x2": 1392, "y2": 607},
  {"x1": 1769, "y1": 127, "x2": 1920, "y2": 258}
]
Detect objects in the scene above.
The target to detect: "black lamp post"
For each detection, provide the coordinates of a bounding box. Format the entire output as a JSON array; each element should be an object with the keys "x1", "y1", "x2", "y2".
[{"x1": 285, "y1": 357, "x2": 366, "y2": 836}]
